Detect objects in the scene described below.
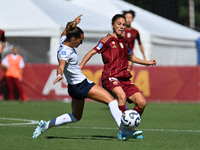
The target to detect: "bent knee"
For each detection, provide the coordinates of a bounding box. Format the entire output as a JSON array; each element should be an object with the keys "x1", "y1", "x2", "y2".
[{"x1": 137, "y1": 99, "x2": 146, "y2": 109}]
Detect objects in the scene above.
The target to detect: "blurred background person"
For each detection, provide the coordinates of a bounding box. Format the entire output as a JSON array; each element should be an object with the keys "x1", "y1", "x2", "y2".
[
  {"x1": 0, "y1": 29, "x2": 8, "y2": 99},
  {"x1": 1, "y1": 46, "x2": 26, "y2": 102},
  {"x1": 122, "y1": 10, "x2": 146, "y2": 72},
  {"x1": 0, "y1": 29, "x2": 6, "y2": 63}
]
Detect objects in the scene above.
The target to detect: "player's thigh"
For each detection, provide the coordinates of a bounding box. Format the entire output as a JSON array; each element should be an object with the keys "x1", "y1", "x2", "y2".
[
  {"x1": 112, "y1": 86, "x2": 126, "y2": 100},
  {"x1": 128, "y1": 92, "x2": 146, "y2": 108},
  {"x1": 71, "y1": 99, "x2": 85, "y2": 120},
  {"x1": 87, "y1": 85, "x2": 114, "y2": 104}
]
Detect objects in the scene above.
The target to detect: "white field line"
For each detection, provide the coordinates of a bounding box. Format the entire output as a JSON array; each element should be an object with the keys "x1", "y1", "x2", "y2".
[
  {"x1": 0, "y1": 117, "x2": 200, "y2": 133},
  {"x1": 55, "y1": 126, "x2": 200, "y2": 133},
  {"x1": 0, "y1": 117, "x2": 38, "y2": 126}
]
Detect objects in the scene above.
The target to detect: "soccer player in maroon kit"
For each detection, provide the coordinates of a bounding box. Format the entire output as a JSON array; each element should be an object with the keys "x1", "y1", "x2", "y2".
[
  {"x1": 0, "y1": 29, "x2": 6, "y2": 63},
  {"x1": 80, "y1": 14, "x2": 156, "y2": 139},
  {"x1": 122, "y1": 10, "x2": 146, "y2": 72},
  {"x1": 0, "y1": 29, "x2": 7, "y2": 99}
]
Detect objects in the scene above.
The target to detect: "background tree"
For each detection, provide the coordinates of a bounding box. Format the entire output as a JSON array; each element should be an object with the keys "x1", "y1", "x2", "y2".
[{"x1": 124, "y1": 0, "x2": 200, "y2": 31}]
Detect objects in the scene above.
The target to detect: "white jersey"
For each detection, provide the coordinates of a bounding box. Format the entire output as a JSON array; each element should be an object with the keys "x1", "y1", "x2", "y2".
[{"x1": 57, "y1": 36, "x2": 86, "y2": 85}]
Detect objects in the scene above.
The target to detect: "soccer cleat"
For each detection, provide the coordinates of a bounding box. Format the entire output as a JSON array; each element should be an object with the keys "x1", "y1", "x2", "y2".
[
  {"x1": 118, "y1": 129, "x2": 143, "y2": 141},
  {"x1": 118, "y1": 129, "x2": 132, "y2": 141},
  {"x1": 32, "y1": 120, "x2": 47, "y2": 139},
  {"x1": 132, "y1": 130, "x2": 143, "y2": 139},
  {"x1": 134, "y1": 134, "x2": 144, "y2": 139},
  {"x1": 118, "y1": 130, "x2": 122, "y2": 140}
]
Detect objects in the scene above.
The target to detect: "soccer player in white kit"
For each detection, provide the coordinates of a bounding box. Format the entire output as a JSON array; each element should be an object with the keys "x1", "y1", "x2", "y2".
[{"x1": 32, "y1": 15, "x2": 141, "y2": 140}]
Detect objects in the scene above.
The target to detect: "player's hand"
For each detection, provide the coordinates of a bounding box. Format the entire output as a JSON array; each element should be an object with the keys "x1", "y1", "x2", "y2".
[
  {"x1": 148, "y1": 59, "x2": 157, "y2": 66},
  {"x1": 53, "y1": 76, "x2": 64, "y2": 85},
  {"x1": 74, "y1": 15, "x2": 82, "y2": 24},
  {"x1": 0, "y1": 48, "x2": 3, "y2": 54}
]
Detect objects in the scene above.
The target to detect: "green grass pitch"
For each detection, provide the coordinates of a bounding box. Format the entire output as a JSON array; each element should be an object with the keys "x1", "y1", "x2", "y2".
[{"x1": 0, "y1": 101, "x2": 199, "y2": 150}]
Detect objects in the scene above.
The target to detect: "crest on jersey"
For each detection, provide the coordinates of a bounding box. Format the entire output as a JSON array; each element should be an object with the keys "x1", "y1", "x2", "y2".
[
  {"x1": 96, "y1": 43, "x2": 103, "y2": 50},
  {"x1": 127, "y1": 33, "x2": 131, "y2": 38},
  {"x1": 61, "y1": 51, "x2": 66, "y2": 56},
  {"x1": 112, "y1": 41, "x2": 117, "y2": 48},
  {"x1": 119, "y1": 43, "x2": 124, "y2": 49}
]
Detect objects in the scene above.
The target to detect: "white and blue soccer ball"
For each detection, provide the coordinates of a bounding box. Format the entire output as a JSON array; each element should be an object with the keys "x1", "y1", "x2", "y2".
[{"x1": 121, "y1": 110, "x2": 141, "y2": 129}]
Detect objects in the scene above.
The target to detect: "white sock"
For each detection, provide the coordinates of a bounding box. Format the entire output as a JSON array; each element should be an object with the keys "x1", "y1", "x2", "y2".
[
  {"x1": 108, "y1": 100, "x2": 122, "y2": 127},
  {"x1": 47, "y1": 113, "x2": 77, "y2": 129}
]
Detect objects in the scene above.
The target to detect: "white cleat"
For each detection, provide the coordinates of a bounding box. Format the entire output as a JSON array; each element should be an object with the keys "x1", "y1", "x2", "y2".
[
  {"x1": 118, "y1": 128, "x2": 143, "y2": 141},
  {"x1": 32, "y1": 120, "x2": 47, "y2": 139}
]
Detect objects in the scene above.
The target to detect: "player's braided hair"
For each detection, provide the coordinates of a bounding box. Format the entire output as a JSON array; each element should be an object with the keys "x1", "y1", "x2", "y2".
[{"x1": 65, "y1": 21, "x2": 83, "y2": 41}]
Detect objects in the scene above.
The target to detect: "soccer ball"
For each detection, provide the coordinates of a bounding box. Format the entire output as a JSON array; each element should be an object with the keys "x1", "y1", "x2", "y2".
[{"x1": 121, "y1": 110, "x2": 141, "y2": 129}]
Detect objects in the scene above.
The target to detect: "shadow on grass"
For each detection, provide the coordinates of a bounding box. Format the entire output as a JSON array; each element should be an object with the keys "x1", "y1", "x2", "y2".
[{"x1": 45, "y1": 135, "x2": 117, "y2": 141}]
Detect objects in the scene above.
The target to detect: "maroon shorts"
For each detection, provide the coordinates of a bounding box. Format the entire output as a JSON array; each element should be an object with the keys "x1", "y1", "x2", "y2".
[{"x1": 102, "y1": 77, "x2": 140, "y2": 98}]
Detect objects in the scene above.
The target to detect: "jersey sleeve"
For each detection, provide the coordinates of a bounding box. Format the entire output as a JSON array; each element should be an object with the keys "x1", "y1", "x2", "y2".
[
  {"x1": 58, "y1": 49, "x2": 71, "y2": 63},
  {"x1": 19, "y1": 57, "x2": 25, "y2": 68},
  {"x1": 92, "y1": 38, "x2": 109, "y2": 54},
  {"x1": 59, "y1": 36, "x2": 66, "y2": 45},
  {"x1": 0, "y1": 30, "x2": 6, "y2": 41}
]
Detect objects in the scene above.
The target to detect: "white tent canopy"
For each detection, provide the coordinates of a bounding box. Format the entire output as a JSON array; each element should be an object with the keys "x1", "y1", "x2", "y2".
[{"x1": 1, "y1": 0, "x2": 200, "y2": 65}]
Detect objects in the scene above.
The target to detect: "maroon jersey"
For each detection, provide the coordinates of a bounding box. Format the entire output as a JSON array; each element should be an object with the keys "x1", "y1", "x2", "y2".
[
  {"x1": 0, "y1": 30, "x2": 6, "y2": 42},
  {"x1": 0, "y1": 29, "x2": 6, "y2": 62},
  {"x1": 93, "y1": 34, "x2": 132, "y2": 81},
  {"x1": 122, "y1": 27, "x2": 140, "y2": 51}
]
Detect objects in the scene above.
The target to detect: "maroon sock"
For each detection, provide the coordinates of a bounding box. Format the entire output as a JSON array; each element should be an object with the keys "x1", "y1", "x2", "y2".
[
  {"x1": 119, "y1": 105, "x2": 126, "y2": 113},
  {"x1": 133, "y1": 107, "x2": 144, "y2": 116}
]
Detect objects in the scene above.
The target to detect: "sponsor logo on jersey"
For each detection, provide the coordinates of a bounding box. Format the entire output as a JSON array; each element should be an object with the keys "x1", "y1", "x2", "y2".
[
  {"x1": 61, "y1": 51, "x2": 66, "y2": 56},
  {"x1": 119, "y1": 43, "x2": 124, "y2": 49},
  {"x1": 96, "y1": 43, "x2": 103, "y2": 50},
  {"x1": 112, "y1": 45, "x2": 117, "y2": 48},
  {"x1": 127, "y1": 33, "x2": 131, "y2": 38}
]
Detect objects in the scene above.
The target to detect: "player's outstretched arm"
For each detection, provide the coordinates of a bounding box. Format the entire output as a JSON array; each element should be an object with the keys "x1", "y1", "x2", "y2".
[
  {"x1": 54, "y1": 59, "x2": 65, "y2": 85},
  {"x1": 128, "y1": 53, "x2": 156, "y2": 66},
  {"x1": 79, "y1": 49, "x2": 97, "y2": 69},
  {"x1": 139, "y1": 43, "x2": 146, "y2": 60},
  {"x1": 74, "y1": 14, "x2": 82, "y2": 24},
  {"x1": 61, "y1": 15, "x2": 82, "y2": 37}
]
